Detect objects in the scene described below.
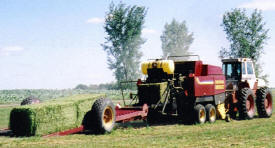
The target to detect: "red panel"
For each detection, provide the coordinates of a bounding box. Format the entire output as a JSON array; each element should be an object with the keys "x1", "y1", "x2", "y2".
[
  {"x1": 116, "y1": 110, "x2": 144, "y2": 122},
  {"x1": 43, "y1": 126, "x2": 84, "y2": 137},
  {"x1": 194, "y1": 76, "x2": 215, "y2": 96},
  {"x1": 192, "y1": 62, "x2": 225, "y2": 97},
  {"x1": 115, "y1": 104, "x2": 148, "y2": 123},
  {"x1": 213, "y1": 75, "x2": 226, "y2": 94},
  {"x1": 194, "y1": 61, "x2": 203, "y2": 76},
  {"x1": 194, "y1": 75, "x2": 226, "y2": 96},
  {"x1": 207, "y1": 65, "x2": 223, "y2": 75}
]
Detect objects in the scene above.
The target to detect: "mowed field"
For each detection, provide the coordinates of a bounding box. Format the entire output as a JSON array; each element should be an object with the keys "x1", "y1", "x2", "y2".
[{"x1": 0, "y1": 91, "x2": 274, "y2": 148}]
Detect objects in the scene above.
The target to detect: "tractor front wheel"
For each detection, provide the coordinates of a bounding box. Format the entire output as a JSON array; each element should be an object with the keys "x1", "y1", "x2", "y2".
[
  {"x1": 90, "y1": 98, "x2": 116, "y2": 134},
  {"x1": 256, "y1": 87, "x2": 273, "y2": 118},
  {"x1": 194, "y1": 104, "x2": 206, "y2": 124},
  {"x1": 238, "y1": 88, "x2": 255, "y2": 119},
  {"x1": 205, "y1": 104, "x2": 216, "y2": 123}
]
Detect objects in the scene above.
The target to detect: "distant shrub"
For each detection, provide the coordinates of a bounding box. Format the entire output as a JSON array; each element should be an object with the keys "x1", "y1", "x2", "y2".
[
  {"x1": 74, "y1": 84, "x2": 89, "y2": 90},
  {"x1": 20, "y1": 96, "x2": 41, "y2": 105}
]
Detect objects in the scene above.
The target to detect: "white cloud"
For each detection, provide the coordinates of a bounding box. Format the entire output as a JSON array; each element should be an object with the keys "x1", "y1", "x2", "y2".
[
  {"x1": 86, "y1": 17, "x2": 104, "y2": 24},
  {"x1": 0, "y1": 46, "x2": 24, "y2": 56},
  {"x1": 239, "y1": 0, "x2": 275, "y2": 11},
  {"x1": 142, "y1": 28, "x2": 157, "y2": 35}
]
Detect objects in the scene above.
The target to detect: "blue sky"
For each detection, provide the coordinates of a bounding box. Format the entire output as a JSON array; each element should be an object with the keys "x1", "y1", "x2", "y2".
[{"x1": 0, "y1": 0, "x2": 275, "y2": 89}]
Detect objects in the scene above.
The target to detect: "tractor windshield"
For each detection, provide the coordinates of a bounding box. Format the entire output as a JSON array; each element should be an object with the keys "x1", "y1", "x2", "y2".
[{"x1": 222, "y1": 62, "x2": 241, "y2": 80}]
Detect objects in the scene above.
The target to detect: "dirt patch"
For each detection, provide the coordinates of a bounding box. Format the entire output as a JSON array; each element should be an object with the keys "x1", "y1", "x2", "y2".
[{"x1": 0, "y1": 104, "x2": 19, "y2": 108}]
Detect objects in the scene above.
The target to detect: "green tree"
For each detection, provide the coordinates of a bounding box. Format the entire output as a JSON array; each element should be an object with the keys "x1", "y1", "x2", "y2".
[
  {"x1": 220, "y1": 9, "x2": 269, "y2": 77},
  {"x1": 160, "y1": 19, "x2": 194, "y2": 58},
  {"x1": 102, "y1": 2, "x2": 147, "y2": 82}
]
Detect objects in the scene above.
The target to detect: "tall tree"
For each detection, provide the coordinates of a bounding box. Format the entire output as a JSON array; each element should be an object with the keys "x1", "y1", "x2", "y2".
[
  {"x1": 160, "y1": 19, "x2": 194, "y2": 58},
  {"x1": 102, "y1": 2, "x2": 146, "y2": 82},
  {"x1": 220, "y1": 9, "x2": 269, "y2": 77}
]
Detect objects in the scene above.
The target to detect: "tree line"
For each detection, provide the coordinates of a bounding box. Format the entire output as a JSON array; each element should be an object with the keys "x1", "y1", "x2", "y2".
[
  {"x1": 100, "y1": 2, "x2": 269, "y2": 87},
  {"x1": 74, "y1": 83, "x2": 119, "y2": 90}
]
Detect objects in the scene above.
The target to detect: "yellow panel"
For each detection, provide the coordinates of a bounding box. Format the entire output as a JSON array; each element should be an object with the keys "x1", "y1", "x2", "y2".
[
  {"x1": 215, "y1": 84, "x2": 224, "y2": 90},
  {"x1": 195, "y1": 77, "x2": 214, "y2": 85},
  {"x1": 141, "y1": 60, "x2": 174, "y2": 75},
  {"x1": 215, "y1": 80, "x2": 224, "y2": 85},
  {"x1": 141, "y1": 61, "x2": 149, "y2": 75},
  {"x1": 217, "y1": 103, "x2": 226, "y2": 119}
]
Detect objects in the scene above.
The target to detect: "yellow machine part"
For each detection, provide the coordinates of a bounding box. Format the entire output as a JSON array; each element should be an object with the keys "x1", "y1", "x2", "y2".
[
  {"x1": 217, "y1": 103, "x2": 226, "y2": 120},
  {"x1": 141, "y1": 60, "x2": 175, "y2": 75}
]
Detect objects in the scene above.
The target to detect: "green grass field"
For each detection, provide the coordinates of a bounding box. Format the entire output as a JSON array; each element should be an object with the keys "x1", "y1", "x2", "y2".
[
  {"x1": 0, "y1": 107, "x2": 12, "y2": 129},
  {"x1": 0, "y1": 91, "x2": 274, "y2": 148}
]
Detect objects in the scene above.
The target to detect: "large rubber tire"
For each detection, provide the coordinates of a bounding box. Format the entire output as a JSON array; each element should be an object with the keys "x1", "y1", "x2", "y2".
[
  {"x1": 256, "y1": 87, "x2": 273, "y2": 118},
  {"x1": 238, "y1": 88, "x2": 256, "y2": 119},
  {"x1": 20, "y1": 96, "x2": 41, "y2": 105},
  {"x1": 90, "y1": 98, "x2": 116, "y2": 134},
  {"x1": 194, "y1": 104, "x2": 206, "y2": 124},
  {"x1": 205, "y1": 104, "x2": 216, "y2": 123},
  {"x1": 147, "y1": 109, "x2": 162, "y2": 125}
]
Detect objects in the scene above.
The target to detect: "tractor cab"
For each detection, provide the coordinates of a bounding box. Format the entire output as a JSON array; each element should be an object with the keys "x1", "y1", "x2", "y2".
[{"x1": 222, "y1": 58, "x2": 259, "y2": 90}]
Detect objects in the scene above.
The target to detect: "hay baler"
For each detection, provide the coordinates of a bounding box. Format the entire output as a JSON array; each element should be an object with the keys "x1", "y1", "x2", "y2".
[{"x1": 138, "y1": 56, "x2": 226, "y2": 124}]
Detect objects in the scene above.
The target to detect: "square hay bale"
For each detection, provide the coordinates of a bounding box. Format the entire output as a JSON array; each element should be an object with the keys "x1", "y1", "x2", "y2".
[{"x1": 9, "y1": 94, "x2": 104, "y2": 136}]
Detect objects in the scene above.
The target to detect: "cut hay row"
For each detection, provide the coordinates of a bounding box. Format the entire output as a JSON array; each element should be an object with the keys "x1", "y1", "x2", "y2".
[{"x1": 9, "y1": 94, "x2": 104, "y2": 136}]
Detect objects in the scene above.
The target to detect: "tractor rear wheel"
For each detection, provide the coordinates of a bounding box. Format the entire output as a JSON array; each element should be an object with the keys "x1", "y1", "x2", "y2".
[
  {"x1": 90, "y1": 98, "x2": 116, "y2": 134},
  {"x1": 205, "y1": 104, "x2": 216, "y2": 123},
  {"x1": 194, "y1": 104, "x2": 206, "y2": 124},
  {"x1": 256, "y1": 87, "x2": 273, "y2": 118},
  {"x1": 238, "y1": 88, "x2": 255, "y2": 119}
]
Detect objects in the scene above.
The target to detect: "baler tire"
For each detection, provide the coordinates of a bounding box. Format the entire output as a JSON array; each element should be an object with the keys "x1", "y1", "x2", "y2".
[
  {"x1": 147, "y1": 109, "x2": 161, "y2": 125},
  {"x1": 194, "y1": 104, "x2": 206, "y2": 124},
  {"x1": 238, "y1": 88, "x2": 255, "y2": 120},
  {"x1": 256, "y1": 87, "x2": 273, "y2": 118},
  {"x1": 90, "y1": 98, "x2": 116, "y2": 134},
  {"x1": 205, "y1": 104, "x2": 216, "y2": 123}
]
